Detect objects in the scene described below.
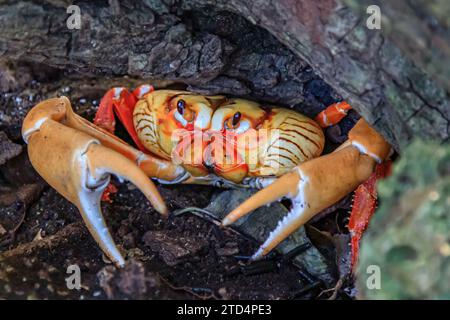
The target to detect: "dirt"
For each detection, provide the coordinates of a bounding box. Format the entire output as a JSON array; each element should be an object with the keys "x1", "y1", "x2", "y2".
[
  {"x1": 0, "y1": 181, "x2": 326, "y2": 300},
  {"x1": 0, "y1": 59, "x2": 355, "y2": 300}
]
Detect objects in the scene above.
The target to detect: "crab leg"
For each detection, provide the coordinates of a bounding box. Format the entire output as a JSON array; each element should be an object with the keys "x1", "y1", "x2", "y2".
[
  {"x1": 94, "y1": 85, "x2": 154, "y2": 152},
  {"x1": 315, "y1": 101, "x2": 352, "y2": 128},
  {"x1": 348, "y1": 161, "x2": 391, "y2": 268},
  {"x1": 222, "y1": 119, "x2": 391, "y2": 260},
  {"x1": 22, "y1": 97, "x2": 182, "y2": 266}
]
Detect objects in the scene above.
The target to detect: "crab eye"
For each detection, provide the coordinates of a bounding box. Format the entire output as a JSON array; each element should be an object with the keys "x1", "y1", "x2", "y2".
[
  {"x1": 232, "y1": 112, "x2": 241, "y2": 126},
  {"x1": 224, "y1": 111, "x2": 250, "y2": 134},
  {"x1": 177, "y1": 99, "x2": 185, "y2": 115}
]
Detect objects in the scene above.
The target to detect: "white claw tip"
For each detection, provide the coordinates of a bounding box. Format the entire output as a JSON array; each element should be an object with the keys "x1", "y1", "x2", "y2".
[
  {"x1": 138, "y1": 85, "x2": 152, "y2": 98},
  {"x1": 113, "y1": 87, "x2": 124, "y2": 100},
  {"x1": 115, "y1": 256, "x2": 126, "y2": 268},
  {"x1": 221, "y1": 217, "x2": 232, "y2": 227},
  {"x1": 251, "y1": 247, "x2": 265, "y2": 261}
]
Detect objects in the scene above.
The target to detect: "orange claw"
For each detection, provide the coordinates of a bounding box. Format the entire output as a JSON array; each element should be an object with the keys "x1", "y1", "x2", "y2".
[
  {"x1": 348, "y1": 161, "x2": 392, "y2": 269},
  {"x1": 222, "y1": 119, "x2": 391, "y2": 261},
  {"x1": 22, "y1": 97, "x2": 184, "y2": 267},
  {"x1": 315, "y1": 101, "x2": 352, "y2": 128}
]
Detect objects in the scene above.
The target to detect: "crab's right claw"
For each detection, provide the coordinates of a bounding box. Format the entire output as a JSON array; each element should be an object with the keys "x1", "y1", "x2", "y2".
[
  {"x1": 222, "y1": 119, "x2": 391, "y2": 261},
  {"x1": 22, "y1": 98, "x2": 168, "y2": 267},
  {"x1": 223, "y1": 146, "x2": 377, "y2": 260}
]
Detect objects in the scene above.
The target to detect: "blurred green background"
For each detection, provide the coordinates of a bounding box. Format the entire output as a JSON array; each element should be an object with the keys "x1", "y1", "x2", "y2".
[{"x1": 357, "y1": 140, "x2": 450, "y2": 299}]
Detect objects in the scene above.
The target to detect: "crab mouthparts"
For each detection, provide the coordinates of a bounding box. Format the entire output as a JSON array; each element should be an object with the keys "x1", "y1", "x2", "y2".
[{"x1": 172, "y1": 131, "x2": 248, "y2": 183}]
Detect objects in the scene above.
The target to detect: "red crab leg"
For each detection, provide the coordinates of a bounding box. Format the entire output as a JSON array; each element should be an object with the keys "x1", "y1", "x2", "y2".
[
  {"x1": 348, "y1": 161, "x2": 392, "y2": 269},
  {"x1": 316, "y1": 101, "x2": 391, "y2": 269},
  {"x1": 94, "y1": 85, "x2": 154, "y2": 152},
  {"x1": 94, "y1": 85, "x2": 154, "y2": 201},
  {"x1": 315, "y1": 101, "x2": 352, "y2": 128}
]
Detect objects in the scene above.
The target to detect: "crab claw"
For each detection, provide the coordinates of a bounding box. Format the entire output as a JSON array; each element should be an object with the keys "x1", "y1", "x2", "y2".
[
  {"x1": 222, "y1": 119, "x2": 391, "y2": 260},
  {"x1": 22, "y1": 97, "x2": 169, "y2": 267}
]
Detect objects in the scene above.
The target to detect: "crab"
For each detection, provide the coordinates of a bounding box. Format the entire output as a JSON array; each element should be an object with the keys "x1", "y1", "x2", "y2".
[{"x1": 21, "y1": 85, "x2": 391, "y2": 268}]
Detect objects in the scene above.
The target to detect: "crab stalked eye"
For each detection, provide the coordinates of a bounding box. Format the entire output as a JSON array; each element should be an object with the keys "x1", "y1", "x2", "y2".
[
  {"x1": 232, "y1": 112, "x2": 241, "y2": 127},
  {"x1": 224, "y1": 111, "x2": 250, "y2": 134},
  {"x1": 177, "y1": 99, "x2": 185, "y2": 115},
  {"x1": 225, "y1": 111, "x2": 242, "y2": 129},
  {"x1": 174, "y1": 98, "x2": 195, "y2": 127}
]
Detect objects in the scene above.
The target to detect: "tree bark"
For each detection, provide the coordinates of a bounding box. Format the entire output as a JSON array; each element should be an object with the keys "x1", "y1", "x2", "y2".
[
  {"x1": 0, "y1": 0, "x2": 449, "y2": 150},
  {"x1": 345, "y1": 0, "x2": 450, "y2": 93}
]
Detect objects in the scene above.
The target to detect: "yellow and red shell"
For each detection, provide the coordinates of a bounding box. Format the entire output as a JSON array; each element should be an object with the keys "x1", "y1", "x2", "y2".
[{"x1": 133, "y1": 90, "x2": 324, "y2": 183}]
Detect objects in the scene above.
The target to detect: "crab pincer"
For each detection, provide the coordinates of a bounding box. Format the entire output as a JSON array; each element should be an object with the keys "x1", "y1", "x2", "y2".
[
  {"x1": 222, "y1": 119, "x2": 391, "y2": 261},
  {"x1": 21, "y1": 97, "x2": 175, "y2": 267}
]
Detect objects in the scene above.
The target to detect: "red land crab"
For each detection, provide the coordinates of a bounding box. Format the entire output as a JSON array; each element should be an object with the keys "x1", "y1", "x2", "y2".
[{"x1": 21, "y1": 85, "x2": 391, "y2": 268}]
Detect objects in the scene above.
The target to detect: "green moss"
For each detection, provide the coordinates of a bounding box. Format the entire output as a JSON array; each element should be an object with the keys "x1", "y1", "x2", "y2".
[{"x1": 357, "y1": 139, "x2": 450, "y2": 299}]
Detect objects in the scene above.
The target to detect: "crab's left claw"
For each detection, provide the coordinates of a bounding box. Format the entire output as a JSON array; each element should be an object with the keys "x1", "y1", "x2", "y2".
[
  {"x1": 22, "y1": 97, "x2": 168, "y2": 267},
  {"x1": 223, "y1": 119, "x2": 391, "y2": 260}
]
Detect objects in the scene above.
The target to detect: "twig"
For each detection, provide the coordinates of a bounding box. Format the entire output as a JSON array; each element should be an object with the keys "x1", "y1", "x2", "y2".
[{"x1": 159, "y1": 275, "x2": 219, "y2": 300}]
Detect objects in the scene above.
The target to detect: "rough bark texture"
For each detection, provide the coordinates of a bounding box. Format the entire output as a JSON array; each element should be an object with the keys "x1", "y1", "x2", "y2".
[
  {"x1": 0, "y1": 0, "x2": 449, "y2": 151},
  {"x1": 0, "y1": 0, "x2": 336, "y2": 109},
  {"x1": 345, "y1": 0, "x2": 450, "y2": 93}
]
